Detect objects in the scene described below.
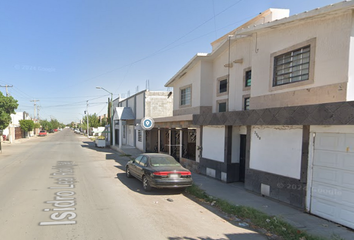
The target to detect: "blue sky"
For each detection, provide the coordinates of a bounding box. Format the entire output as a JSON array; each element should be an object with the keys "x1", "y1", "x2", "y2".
[{"x1": 0, "y1": 0, "x2": 341, "y2": 124}]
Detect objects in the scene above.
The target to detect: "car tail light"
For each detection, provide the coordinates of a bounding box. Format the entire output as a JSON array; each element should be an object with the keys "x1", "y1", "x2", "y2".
[
  {"x1": 153, "y1": 172, "x2": 170, "y2": 176},
  {"x1": 179, "y1": 171, "x2": 191, "y2": 176},
  {"x1": 152, "y1": 171, "x2": 191, "y2": 177}
]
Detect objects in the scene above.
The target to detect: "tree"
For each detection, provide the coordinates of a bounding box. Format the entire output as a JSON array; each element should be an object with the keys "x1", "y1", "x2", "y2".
[
  {"x1": 100, "y1": 118, "x2": 108, "y2": 127},
  {"x1": 19, "y1": 119, "x2": 34, "y2": 137},
  {"x1": 0, "y1": 92, "x2": 19, "y2": 130},
  {"x1": 34, "y1": 122, "x2": 41, "y2": 129},
  {"x1": 82, "y1": 113, "x2": 100, "y2": 130},
  {"x1": 40, "y1": 120, "x2": 52, "y2": 131},
  {"x1": 50, "y1": 118, "x2": 60, "y2": 129}
]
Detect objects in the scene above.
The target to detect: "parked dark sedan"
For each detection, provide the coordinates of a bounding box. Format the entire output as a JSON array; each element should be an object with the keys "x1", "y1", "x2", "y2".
[{"x1": 125, "y1": 153, "x2": 193, "y2": 192}]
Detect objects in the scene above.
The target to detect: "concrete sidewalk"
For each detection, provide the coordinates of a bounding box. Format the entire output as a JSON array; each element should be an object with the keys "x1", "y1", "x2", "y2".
[{"x1": 112, "y1": 145, "x2": 354, "y2": 240}]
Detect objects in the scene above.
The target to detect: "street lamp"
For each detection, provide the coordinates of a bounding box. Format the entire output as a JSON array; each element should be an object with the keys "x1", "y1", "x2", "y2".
[{"x1": 96, "y1": 86, "x2": 114, "y2": 146}]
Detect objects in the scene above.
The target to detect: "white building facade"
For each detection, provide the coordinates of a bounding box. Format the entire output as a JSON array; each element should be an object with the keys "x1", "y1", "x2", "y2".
[{"x1": 163, "y1": 2, "x2": 354, "y2": 229}]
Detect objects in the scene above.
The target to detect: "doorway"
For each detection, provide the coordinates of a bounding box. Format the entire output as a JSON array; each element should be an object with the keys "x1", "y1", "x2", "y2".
[{"x1": 239, "y1": 134, "x2": 246, "y2": 182}]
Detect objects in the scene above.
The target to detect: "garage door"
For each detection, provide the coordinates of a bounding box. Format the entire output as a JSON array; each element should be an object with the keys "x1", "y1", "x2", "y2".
[{"x1": 311, "y1": 133, "x2": 354, "y2": 229}]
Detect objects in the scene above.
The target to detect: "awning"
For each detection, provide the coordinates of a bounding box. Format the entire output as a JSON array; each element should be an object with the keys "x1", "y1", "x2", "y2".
[{"x1": 113, "y1": 107, "x2": 135, "y2": 120}]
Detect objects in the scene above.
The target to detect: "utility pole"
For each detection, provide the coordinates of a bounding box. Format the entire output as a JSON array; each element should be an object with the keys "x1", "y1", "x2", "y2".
[
  {"x1": 37, "y1": 106, "x2": 40, "y2": 120},
  {"x1": 86, "y1": 100, "x2": 89, "y2": 137},
  {"x1": 0, "y1": 85, "x2": 13, "y2": 97},
  {"x1": 30, "y1": 100, "x2": 40, "y2": 121}
]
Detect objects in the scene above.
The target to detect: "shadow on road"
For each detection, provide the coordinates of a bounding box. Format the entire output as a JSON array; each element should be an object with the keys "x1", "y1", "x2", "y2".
[
  {"x1": 115, "y1": 171, "x2": 186, "y2": 196},
  {"x1": 80, "y1": 140, "x2": 182, "y2": 196},
  {"x1": 81, "y1": 141, "x2": 115, "y2": 154},
  {"x1": 80, "y1": 141, "x2": 132, "y2": 161}
]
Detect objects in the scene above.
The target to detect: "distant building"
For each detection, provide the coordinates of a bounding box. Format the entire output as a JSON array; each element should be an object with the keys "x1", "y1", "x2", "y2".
[{"x1": 111, "y1": 90, "x2": 173, "y2": 151}]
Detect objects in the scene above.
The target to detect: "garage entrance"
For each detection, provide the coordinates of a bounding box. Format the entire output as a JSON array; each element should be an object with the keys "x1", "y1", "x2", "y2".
[{"x1": 310, "y1": 132, "x2": 354, "y2": 229}]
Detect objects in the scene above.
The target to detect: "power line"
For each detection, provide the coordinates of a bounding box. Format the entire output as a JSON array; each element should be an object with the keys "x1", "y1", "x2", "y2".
[
  {"x1": 0, "y1": 85, "x2": 13, "y2": 97},
  {"x1": 46, "y1": 0, "x2": 247, "y2": 95}
]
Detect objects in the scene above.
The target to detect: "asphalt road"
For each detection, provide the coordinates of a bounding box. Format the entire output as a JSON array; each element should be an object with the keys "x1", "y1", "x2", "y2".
[{"x1": 0, "y1": 129, "x2": 266, "y2": 240}]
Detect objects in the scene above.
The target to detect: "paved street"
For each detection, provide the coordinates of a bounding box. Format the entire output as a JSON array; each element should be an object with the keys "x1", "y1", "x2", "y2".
[{"x1": 0, "y1": 129, "x2": 266, "y2": 240}]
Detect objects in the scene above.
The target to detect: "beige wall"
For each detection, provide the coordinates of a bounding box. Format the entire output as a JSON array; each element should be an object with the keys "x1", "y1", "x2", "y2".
[
  {"x1": 250, "y1": 12, "x2": 352, "y2": 103},
  {"x1": 227, "y1": 37, "x2": 252, "y2": 111},
  {"x1": 145, "y1": 91, "x2": 173, "y2": 118},
  {"x1": 171, "y1": 61, "x2": 201, "y2": 111},
  {"x1": 347, "y1": 11, "x2": 354, "y2": 101},
  {"x1": 251, "y1": 82, "x2": 347, "y2": 109},
  {"x1": 200, "y1": 61, "x2": 214, "y2": 107}
]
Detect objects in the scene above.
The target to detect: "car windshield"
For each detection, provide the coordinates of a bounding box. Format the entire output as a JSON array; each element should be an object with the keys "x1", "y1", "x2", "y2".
[
  {"x1": 150, "y1": 156, "x2": 181, "y2": 167},
  {"x1": 40, "y1": 131, "x2": 45, "y2": 133}
]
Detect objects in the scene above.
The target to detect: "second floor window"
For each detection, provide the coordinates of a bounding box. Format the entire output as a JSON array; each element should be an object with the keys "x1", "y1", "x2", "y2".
[
  {"x1": 245, "y1": 70, "x2": 251, "y2": 87},
  {"x1": 273, "y1": 45, "x2": 310, "y2": 86},
  {"x1": 180, "y1": 86, "x2": 191, "y2": 106},
  {"x1": 217, "y1": 76, "x2": 228, "y2": 96},
  {"x1": 219, "y1": 79, "x2": 227, "y2": 93}
]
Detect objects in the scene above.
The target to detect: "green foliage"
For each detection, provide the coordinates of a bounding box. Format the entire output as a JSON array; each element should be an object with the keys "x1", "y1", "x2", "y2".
[
  {"x1": 40, "y1": 118, "x2": 64, "y2": 131},
  {"x1": 0, "y1": 92, "x2": 19, "y2": 129},
  {"x1": 40, "y1": 120, "x2": 52, "y2": 131},
  {"x1": 34, "y1": 122, "x2": 41, "y2": 129},
  {"x1": 19, "y1": 119, "x2": 35, "y2": 132},
  {"x1": 82, "y1": 113, "x2": 100, "y2": 129},
  {"x1": 50, "y1": 118, "x2": 60, "y2": 129},
  {"x1": 100, "y1": 117, "x2": 108, "y2": 127},
  {"x1": 186, "y1": 184, "x2": 334, "y2": 240}
]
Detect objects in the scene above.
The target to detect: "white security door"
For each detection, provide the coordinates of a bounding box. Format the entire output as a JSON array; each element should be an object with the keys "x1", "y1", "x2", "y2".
[
  {"x1": 128, "y1": 125, "x2": 134, "y2": 147},
  {"x1": 311, "y1": 133, "x2": 354, "y2": 229}
]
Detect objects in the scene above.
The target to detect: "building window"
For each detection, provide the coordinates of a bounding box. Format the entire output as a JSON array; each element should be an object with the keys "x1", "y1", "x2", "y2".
[
  {"x1": 273, "y1": 45, "x2": 310, "y2": 86},
  {"x1": 219, "y1": 102, "x2": 227, "y2": 112},
  {"x1": 219, "y1": 79, "x2": 227, "y2": 93},
  {"x1": 138, "y1": 130, "x2": 142, "y2": 142},
  {"x1": 243, "y1": 96, "x2": 250, "y2": 110},
  {"x1": 217, "y1": 75, "x2": 228, "y2": 96},
  {"x1": 180, "y1": 85, "x2": 191, "y2": 106},
  {"x1": 217, "y1": 100, "x2": 228, "y2": 112},
  {"x1": 245, "y1": 70, "x2": 251, "y2": 87}
]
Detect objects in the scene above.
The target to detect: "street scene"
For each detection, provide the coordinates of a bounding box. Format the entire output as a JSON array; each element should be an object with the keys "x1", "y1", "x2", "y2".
[
  {"x1": 0, "y1": 129, "x2": 265, "y2": 240},
  {"x1": 1, "y1": 0, "x2": 354, "y2": 240}
]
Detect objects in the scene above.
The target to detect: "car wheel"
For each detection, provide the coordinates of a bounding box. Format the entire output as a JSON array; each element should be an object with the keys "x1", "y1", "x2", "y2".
[
  {"x1": 142, "y1": 176, "x2": 151, "y2": 192},
  {"x1": 126, "y1": 167, "x2": 132, "y2": 178}
]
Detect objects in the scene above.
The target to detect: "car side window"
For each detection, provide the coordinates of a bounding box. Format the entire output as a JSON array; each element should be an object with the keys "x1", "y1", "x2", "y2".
[
  {"x1": 139, "y1": 156, "x2": 148, "y2": 167},
  {"x1": 134, "y1": 156, "x2": 143, "y2": 163}
]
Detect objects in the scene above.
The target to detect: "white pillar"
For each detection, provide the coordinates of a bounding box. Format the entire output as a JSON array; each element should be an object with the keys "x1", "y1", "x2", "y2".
[
  {"x1": 112, "y1": 121, "x2": 115, "y2": 146},
  {"x1": 119, "y1": 120, "x2": 122, "y2": 149}
]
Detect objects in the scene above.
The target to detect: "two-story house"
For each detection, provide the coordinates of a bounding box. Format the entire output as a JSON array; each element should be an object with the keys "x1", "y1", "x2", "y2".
[
  {"x1": 159, "y1": 1, "x2": 354, "y2": 229},
  {"x1": 112, "y1": 90, "x2": 173, "y2": 152}
]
